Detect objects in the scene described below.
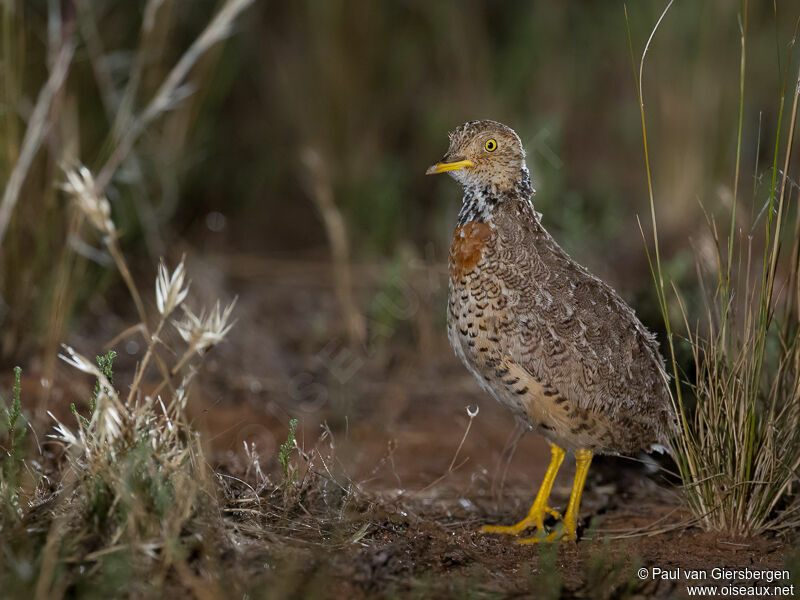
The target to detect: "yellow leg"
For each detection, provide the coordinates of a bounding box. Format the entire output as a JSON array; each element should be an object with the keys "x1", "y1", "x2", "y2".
[
  {"x1": 518, "y1": 448, "x2": 593, "y2": 543},
  {"x1": 481, "y1": 444, "x2": 565, "y2": 536}
]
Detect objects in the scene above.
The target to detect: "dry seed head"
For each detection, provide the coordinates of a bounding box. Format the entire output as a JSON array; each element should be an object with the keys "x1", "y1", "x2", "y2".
[
  {"x1": 173, "y1": 298, "x2": 237, "y2": 354},
  {"x1": 58, "y1": 344, "x2": 101, "y2": 376},
  {"x1": 156, "y1": 258, "x2": 190, "y2": 316},
  {"x1": 90, "y1": 380, "x2": 124, "y2": 448},
  {"x1": 58, "y1": 345, "x2": 126, "y2": 447},
  {"x1": 173, "y1": 380, "x2": 189, "y2": 412},
  {"x1": 48, "y1": 410, "x2": 82, "y2": 450},
  {"x1": 61, "y1": 166, "x2": 116, "y2": 236}
]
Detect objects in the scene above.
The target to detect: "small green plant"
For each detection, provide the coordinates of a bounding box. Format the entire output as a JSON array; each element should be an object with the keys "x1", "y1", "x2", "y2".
[
  {"x1": 1, "y1": 366, "x2": 25, "y2": 520},
  {"x1": 3, "y1": 367, "x2": 24, "y2": 445},
  {"x1": 279, "y1": 418, "x2": 299, "y2": 486},
  {"x1": 70, "y1": 350, "x2": 117, "y2": 428},
  {"x1": 582, "y1": 536, "x2": 644, "y2": 600},
  {"x1": 92, "y1": 350, "x2": 117, "y2": 411},
  {"x1": 528, "y1": 540, "x2": 563, "y2": 600}
]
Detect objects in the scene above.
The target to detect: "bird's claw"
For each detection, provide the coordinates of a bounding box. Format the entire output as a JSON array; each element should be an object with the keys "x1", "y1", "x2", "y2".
[
  {"x1": 516, "y1": 523, "x2": 576, "y2": 544},
  {"x1": 480, "y1": 505, "x2": 561, "y2": 536},
  {"x1": 545, "y1": 506, "x2": 562, "y2": 520}
]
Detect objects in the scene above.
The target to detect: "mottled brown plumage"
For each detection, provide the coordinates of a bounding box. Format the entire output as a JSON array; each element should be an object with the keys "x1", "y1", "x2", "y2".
[{"x1": 427, "y1": 119, "x2": 676, "y2": 541}]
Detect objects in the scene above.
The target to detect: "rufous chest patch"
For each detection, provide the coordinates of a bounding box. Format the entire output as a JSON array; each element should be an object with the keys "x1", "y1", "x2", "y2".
[{"x1": 450, "y1": 221, "x2": 492, "y2": 280}]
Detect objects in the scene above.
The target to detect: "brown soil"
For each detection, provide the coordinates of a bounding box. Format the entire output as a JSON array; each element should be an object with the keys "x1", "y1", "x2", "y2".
[{"x1": 25, "y1": 252, "x2": 797, "y2": 599}]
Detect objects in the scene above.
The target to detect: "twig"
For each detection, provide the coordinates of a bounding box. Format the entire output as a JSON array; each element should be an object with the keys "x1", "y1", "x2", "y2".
[
  {"x1": 301, "y1": 147, "x2": 366, "y2": 347},
  {"x1": 410, "y1": 405, "x2": 479, "y2": 497},
  {"x1": 0, "y1": 40, "x2": 75, "y2": 245},
  {"x1": 94, "y1": 0, "x2": 254, "y2": 194},
  {"x1": 448, "y1": 405, "x2": 479, "y2": 471}
]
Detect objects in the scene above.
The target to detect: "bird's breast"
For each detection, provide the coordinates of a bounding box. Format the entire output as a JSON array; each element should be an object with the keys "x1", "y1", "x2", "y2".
[{"x1": 449, "y1": 221, "x2": 493, "y2": 282}]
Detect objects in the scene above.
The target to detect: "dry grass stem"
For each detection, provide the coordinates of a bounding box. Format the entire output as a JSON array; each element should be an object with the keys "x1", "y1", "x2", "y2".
[
  {"x1": 94, "y1": 0, "x2": 255, "y2": 194},
  {"x1": 301, "y1": 147, "x2": 367, "y2": 347},
  {"x1": 0, "y1": 39, "x2": 74, "y2": 245}
]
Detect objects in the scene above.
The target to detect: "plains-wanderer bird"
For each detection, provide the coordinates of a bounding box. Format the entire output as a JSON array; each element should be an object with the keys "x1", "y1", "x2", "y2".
[{"x1": 426, "y1": 120, "x2": 676, "y2": 542}]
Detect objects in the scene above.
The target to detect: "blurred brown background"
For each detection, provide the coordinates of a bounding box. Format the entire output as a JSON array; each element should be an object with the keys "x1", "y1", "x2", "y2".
[{"x1": 1, "y1": 0, "x2": 798, "y2": 470}]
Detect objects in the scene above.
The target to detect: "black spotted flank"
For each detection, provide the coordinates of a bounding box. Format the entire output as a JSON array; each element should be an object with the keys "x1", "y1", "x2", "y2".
[{"x1": 571, "y1": 423, "x2": 592, "y2": 434}]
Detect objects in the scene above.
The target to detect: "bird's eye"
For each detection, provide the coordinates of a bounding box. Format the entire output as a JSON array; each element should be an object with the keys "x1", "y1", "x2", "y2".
[{"x1": 485, "y1": 139, "x2": 497, "y2": 152}]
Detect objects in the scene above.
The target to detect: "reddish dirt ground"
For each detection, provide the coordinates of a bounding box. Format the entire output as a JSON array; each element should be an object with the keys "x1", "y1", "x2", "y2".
[{"x1": 19, "y1": 253, "x2": 797, "y2": 598}]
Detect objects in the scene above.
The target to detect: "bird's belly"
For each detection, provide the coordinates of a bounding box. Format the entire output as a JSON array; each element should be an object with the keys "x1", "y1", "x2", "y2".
[
  {"x1": 449, "y1": 333, "x2": 530, "y2": 424},
  {"x1": 447, "y1": 284, "x2": 620, "y2": 453},
  {"x1": 446, "y1": 293, "x2": 532, "y2": 422}
]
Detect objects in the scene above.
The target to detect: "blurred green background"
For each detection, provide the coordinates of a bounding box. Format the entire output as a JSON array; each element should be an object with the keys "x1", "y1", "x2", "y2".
[{"x1": 1, "y1": 0, "x2": 798, "y2": 365}]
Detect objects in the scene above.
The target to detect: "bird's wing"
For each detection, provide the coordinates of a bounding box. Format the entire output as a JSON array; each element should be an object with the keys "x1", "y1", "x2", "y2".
[{"x1": 491, "y1": 209, "x2": 672, "y2": 434}]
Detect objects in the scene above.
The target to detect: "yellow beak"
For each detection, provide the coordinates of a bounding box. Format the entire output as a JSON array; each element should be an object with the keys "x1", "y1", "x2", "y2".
[{"x1": 425, "y1": 159, "x2": 474, "y2": 175}]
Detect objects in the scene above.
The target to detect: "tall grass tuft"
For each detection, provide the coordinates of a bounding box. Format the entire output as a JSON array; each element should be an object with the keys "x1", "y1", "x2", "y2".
[
  {"x1": 25, "y1": 165, "x2": 237, "y2": 597},
  {"x1": 628, "y1": 2, "x2": 800, "y2": 535}
]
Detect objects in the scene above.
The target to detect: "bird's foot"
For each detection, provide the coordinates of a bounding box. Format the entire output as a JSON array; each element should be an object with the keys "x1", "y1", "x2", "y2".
[
  {"x1": 516, "y1": 514, "x2": 577, "y2": 544},
  {"x1": 480, "y1": 504, "x2": 561, "y2": 536}
]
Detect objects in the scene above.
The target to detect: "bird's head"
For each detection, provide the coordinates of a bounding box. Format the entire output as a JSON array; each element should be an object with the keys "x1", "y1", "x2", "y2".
[{"x1": 426, "y1": 120, "x2": 527, "y2": 192}]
